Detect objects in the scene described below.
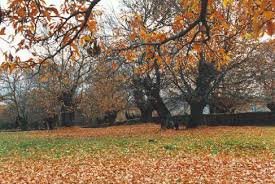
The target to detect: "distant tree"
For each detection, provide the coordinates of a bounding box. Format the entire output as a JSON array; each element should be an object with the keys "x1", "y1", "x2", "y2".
[
  {"x1": 0, "y1": 69, "x2": 33, "y2": 130},
  {"x1": 79, "y1": 63, "x2": 127, "y2": 126}
]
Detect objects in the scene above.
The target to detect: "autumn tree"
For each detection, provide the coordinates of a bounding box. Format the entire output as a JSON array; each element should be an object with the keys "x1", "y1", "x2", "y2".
[
  {"x1": 35, "y1": 41, "x2": 99, "y2": 126},
  {"x1": 112, "y1": 0, "x2": 273, "y2": 128},
  {"x1": 251, "y1": 40, "x2": 275, "y2": 112},
  {"x1": 0, "y1": 68, "x2": 34, "y2": 130},
  {"x1": 79, "y1": 62, "x2": 127, "y2": 126},
  {"x1": 27, "y1": 88, "x2": 59, "y2": 129},
  {"x1": 1, "y1": 0, "x2": 272, "y2": 68},
  {"x1": 106, "y1": 0, "x2": 182, "y2": 129}
]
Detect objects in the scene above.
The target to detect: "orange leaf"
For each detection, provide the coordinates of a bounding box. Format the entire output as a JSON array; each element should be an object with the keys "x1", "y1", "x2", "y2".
[
  {"x1": 263, "y1": 11, "x2": 273, "y2": 20},
  {"x1": 18, "y1": 8, "x2": 25, "y2": 17},
  {"x1": 266, "y1": 21, "x2": 274, "y2": 36},
  {"x1": 9, "y1": 63, "x2": 17, "y2": 73},
  {"x1": 129, "y1": 33, "x2": 136, "y2": 41},
  {"x1": 112, "y1": 62, "x2": 118, "y2": 69},
  {"x1": 0, "y1": 27, "x2": 5, "y2": 35}
]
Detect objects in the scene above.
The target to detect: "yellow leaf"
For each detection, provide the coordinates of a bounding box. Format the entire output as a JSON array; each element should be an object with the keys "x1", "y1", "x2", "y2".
[
  {"x1": 9, "y1": 63, "x2": 17, "y2": 73},
  {"x1": 80, "y1": 35, "x2": 91, "y2": 46},
  {"x1": 88, "y1": 20, "x2": 97, "y2": 32},
  {"x1": 82, "y1": 35, "x2": 91, "y2": 42},
  {"x1": 266, "y1": 21, "x2": 274, "y2": 36},
  {"x1": 140, "y1": 29, "x2": 147, "y2": 40},
  {"x1": 18, "y1": 8, "x2": 25, "y2": 17},
  {"x1": 1, "y1": 62, "x2": 9, "y2": 70},
  {"x1": 29, "y1": 24, "x2": 35, "y2": 32},
  {"x1": 223, "y1": 0, "x2": 233, "y2": 8},
  {"x1": 63, "y1": 34, "x2": 70, "y2": 45},
  {"x1": 44, "y1": 10, "x2": 51, "y2": 21},
  {"x1": 47, "y1": 7, "x2": 59, "y2": 16}
]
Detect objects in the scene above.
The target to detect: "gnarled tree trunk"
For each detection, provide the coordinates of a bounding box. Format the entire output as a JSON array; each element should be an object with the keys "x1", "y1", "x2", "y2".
[
  {"x1": 140, "y1": 107, "x2": 153, "y2": 122},
  {"x1": 149, "y1": 91, "x2": 177, "y2": 129},
  {"x1": 186, "y1": 52, "x2": 217, "y2": 128},
  {"x1": 188, "y1": 101, "x2": 205, "y2": 128},
  {"x1": 133, "y1": 89, "x2": 153, "y2": 122}
]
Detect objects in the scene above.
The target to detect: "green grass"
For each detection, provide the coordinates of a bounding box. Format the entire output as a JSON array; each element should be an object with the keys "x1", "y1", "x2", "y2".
[{"x1": 0, "y1": 126, "x2": 274, "y2": 161}]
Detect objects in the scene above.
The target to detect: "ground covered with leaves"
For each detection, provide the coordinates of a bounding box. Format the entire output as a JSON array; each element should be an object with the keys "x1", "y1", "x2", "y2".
[{"x1": 0, "y1": 124, "x2": 274, "y2": 183}]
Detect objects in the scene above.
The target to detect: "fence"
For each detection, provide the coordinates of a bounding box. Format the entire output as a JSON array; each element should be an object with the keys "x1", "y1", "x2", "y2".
[
  {"x1": 200, "y1": 112, "x2": 275, "y2": 126},
  {"x1": 112, "y1": 112, "x2": 275, "y2": 127}
]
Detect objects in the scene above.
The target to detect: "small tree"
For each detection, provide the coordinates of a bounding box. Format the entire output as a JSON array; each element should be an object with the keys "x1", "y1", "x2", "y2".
[{"x1": 79, "y1": 63, "x2": 127, "y2": 126}]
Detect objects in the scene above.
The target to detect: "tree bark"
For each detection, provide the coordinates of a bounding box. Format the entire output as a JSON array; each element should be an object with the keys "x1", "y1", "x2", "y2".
[
  {"x1": 44, "y1": 117, "x2": 54, "y2": 130},
  {"x1": 140, "y1": 107, "x2": 153, "y2": 122},
  {"x1": 188, "y1": 101, "x2": 205, "y2": 128},
  {"x1": 18, "y1": 116, "x2": 28, "y2": 131},
  {"x1": 133, "y1": 88, "x2": 153, "y2": 122},
  {"x1": 267, "y1": 102, "x2": 275, "y2": 112},
  {"x1": 150, "y1": 94, "x2": 176, "y2": 129},
  {"x1": 60, "y1": 91, "x2": 75, "y2": 127}
]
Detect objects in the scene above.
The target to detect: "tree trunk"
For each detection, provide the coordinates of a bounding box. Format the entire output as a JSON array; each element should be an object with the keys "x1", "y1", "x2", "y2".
[
  {"x1": 61, "y1": 109, "x2": 75, "y2": 127},
  {"x1": 151, "y1": 96, "x2": 175, "y2": 129},
  {"x1": 44, "y1": 116, "x2": 56, "y2": 130},
  {"x1": 133, "y1": 88, "x2": 153, "y2": 122},
  {"x1": 267, "y1": 102, "x2": 275, "y2": 112},
  {"x1": 188, "y1": 101, "x2": 205, "y2": 128},
  {"x1": 140, "y1": 106, "x2": 153, "y2": 122},
  {"x1": 209, "y1": 103, "x2": 216, "y2": 114},
  {"x1": 60, "y1": 91, "x2": 75, "y2": 127},
  {"x1": 105, "y1": 111, "x2": 117, "y2": 125}
]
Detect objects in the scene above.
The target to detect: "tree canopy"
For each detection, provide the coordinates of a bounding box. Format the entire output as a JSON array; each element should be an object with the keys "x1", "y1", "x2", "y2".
[{"x1": 0, "y1": 0, "x2": 273, "y2": 70}]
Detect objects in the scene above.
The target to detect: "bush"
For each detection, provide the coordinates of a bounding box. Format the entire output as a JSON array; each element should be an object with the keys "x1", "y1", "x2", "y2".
[{"x1": 0, "y1": 121, "x2": 16, "y2": 130}]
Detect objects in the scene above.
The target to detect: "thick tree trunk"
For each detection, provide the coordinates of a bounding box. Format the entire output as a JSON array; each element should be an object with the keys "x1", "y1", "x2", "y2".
[
  {"x1": 186, "y1": 52, "x2": 216, "y2": 128},
  {"x1": 133, "y1": 88, "x2": 153, "y2": 122},
  {"x1": 61, "y1": 107, "x2": 75, "y2": 126},
  {"x1": 140, "y1": 106, "x2": 153, "y2": 122},
  {"x1": 151, "y1": 96, "x2": 177, "y2": 129},
  {"x1": 48, "y1": 121, "x2": 53, "y2": 130},
  {"x1": 188, "y1": 101, "x2": 205, "y2": 128}
]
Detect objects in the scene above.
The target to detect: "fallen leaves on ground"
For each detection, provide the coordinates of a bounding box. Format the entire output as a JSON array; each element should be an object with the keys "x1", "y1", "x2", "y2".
[
  {"x1": 0, "y1": 124, "x2": 274, "y2": 183},
  {"x1": 28, "y1": 123, "x2": 271, "y2": 139},
  {"x1": 0, "y1": 154, "x2": 274, "y2": 184}
]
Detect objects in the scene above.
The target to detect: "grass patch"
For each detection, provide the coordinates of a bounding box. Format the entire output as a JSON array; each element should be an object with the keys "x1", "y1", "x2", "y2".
[{"x1": 0, "y1": 125, "x2": 274, "y2": 160}]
